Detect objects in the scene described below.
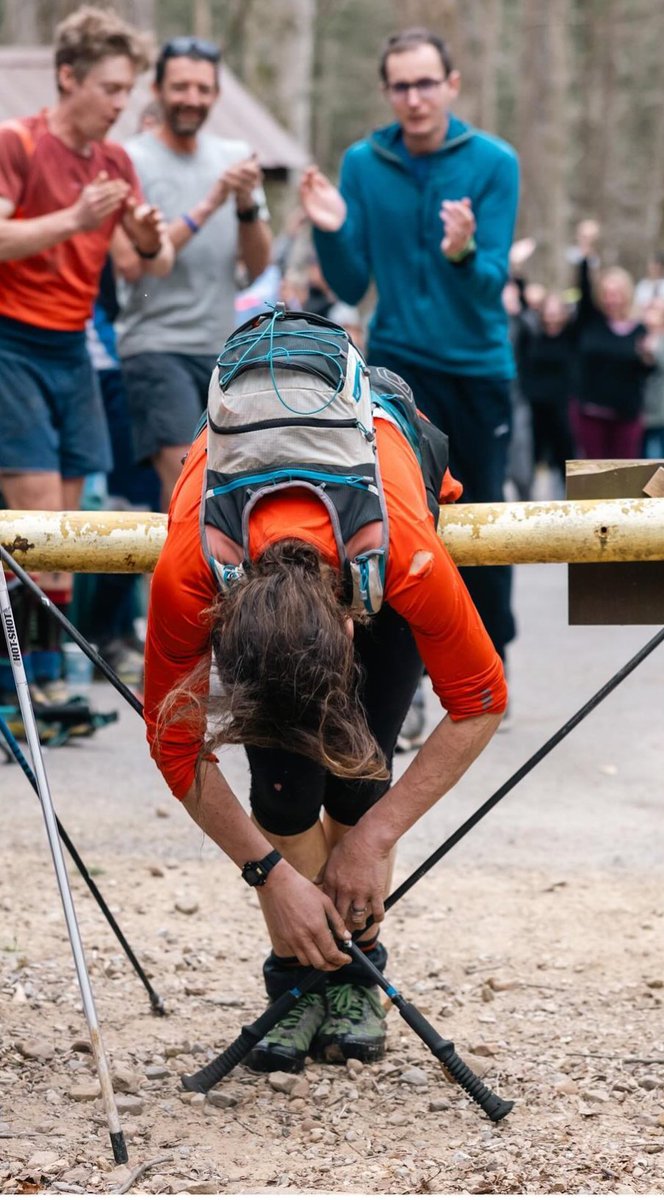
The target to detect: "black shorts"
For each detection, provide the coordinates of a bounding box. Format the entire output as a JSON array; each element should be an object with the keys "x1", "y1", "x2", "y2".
[
  {"x1": 247, "y1": 603, "x2": 423, "y2": 836},
  {"x1": 121, "y1": 351, "x2": 217, "y2": 465}
]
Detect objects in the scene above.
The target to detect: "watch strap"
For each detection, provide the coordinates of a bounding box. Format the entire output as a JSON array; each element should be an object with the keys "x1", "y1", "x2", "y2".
[
  {"x1": 237, "y1": 203, "x2": 260, "y2": 223},
  {"x1": 241, "y1": 849, "x2": 282, "y2": 886}
]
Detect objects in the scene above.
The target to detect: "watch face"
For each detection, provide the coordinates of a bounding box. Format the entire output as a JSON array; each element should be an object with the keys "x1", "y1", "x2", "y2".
[{"x1": 242, "y1": 862, "x2": 263, "y2": 886}]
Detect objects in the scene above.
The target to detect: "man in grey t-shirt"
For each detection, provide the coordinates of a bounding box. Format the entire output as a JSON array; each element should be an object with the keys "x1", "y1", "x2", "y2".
[{"x1": 113, "y1": 37, "x2": 271, "y2": 507}]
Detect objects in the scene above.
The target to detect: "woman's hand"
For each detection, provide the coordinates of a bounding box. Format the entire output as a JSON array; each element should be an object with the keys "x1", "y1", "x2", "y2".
[
  {"x1": 260, "y1": 862, "x2": 351, "y2": 970},
  {"x1": 318, "y1": 825, "x2": 392, "y2": 928}
]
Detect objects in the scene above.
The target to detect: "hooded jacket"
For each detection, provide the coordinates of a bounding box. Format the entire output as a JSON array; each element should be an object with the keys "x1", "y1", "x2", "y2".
[{"x1": 314, "y1": 115, "x2": 519, "y2": 379}]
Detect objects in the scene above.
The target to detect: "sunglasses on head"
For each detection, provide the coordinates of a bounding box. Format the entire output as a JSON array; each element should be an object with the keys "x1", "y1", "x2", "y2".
[{"x1": 159, "y1": 37, "x2": 221, "y2": 64}]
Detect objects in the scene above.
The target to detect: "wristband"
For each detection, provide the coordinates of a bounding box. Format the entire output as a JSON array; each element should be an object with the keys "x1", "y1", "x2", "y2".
[
  {"x1": 446, "y1": 235, "x2": 477, "y2": 264},
  {"x1": 181, "y1": 212, "x2": 200, "y2": 234},
  {"x1": 236, "y1": 204, "x2": 260, "y2": 224},
  {"x1": 134, "y1": 244, "x2": 160, "y2": 260}
]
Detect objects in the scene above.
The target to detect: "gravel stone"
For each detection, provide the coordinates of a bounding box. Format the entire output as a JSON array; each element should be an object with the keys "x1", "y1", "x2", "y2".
[
  {"x1": 16, "y1": 1039, "x2": 55, "y2": 1061},
  {"x1": 400, "y1": 1067, "x2": 429, "y2": 1086},
  {"x1": 115, "y1": 1094, "x2": 144, "y2": 1115},
  {"x1": 268, "y1": 1070, "x2": 298, "y2": 1094},
  {"x1": 68, "y1": 1082, "x2": 101, "y2": 1102}
]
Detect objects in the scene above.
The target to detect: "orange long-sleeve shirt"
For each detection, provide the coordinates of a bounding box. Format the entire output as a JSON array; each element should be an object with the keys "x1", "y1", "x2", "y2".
[{"x1": 144, "y1": 417, "x2": 507, "y2": 799}]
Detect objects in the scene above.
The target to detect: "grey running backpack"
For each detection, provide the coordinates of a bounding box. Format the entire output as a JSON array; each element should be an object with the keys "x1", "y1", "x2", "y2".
[{"x1": 201, "y1": 306, "x2": 449, "y2": 615}]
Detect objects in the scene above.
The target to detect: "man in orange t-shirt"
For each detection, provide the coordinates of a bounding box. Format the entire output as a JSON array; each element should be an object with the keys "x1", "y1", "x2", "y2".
[
  {"x1": 145, "y1": 358, "x2": 507, "y2": 1073},
  {"x1": 0, "y1": 7, "x2": 173, "y2": 705}
]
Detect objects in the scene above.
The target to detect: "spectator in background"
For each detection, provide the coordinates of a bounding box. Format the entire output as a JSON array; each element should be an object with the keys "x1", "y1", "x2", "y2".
[
  {"x1": 328, "y1": 300, "x2": 365, "y2": 352},
  {"x1": 517, "y1": 291, "x2": 576, "y2": 495},
  {"x1": 300, "y1": 27, "x2": 520, "y2": 730},
  {"x1": 302, "y1": 252, "x2": 336, "y2": 317},
  {"x1": 235, "y1": 207, "x2": 308, "y2": 324},
  {"x1": 641, "y1": 297, "x2": 664, "y2": 460},
  {"x1": 503, "y1": 237, "x2": 537, "y2": 502},
  {"x1": 114, "y1": 36, "x2": 271, "y2": 509},
  {"x1": 572, "y1": 221, "x2": 650, "y2": 460},
  {"x1": 0, "y1": 6, "x2": 171, "y2": 706},
  {"x1": 78, "y1": 259, "x2": 160, "y2": 686},
  {"x1": 635, "y1": 251, "x2": 664, "y2": 312},
  {"x1": 502, "y1": 276, "x2": 533, "y2": 503},
  {"x1": 279, "y1": 268, "x2": 309, "y2": 310},
  {"x1": 523, "y1": 281, "x2": 546, "y2": 315}
]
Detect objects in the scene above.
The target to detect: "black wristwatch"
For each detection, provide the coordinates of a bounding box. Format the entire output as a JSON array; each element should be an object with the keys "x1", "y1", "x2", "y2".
[
  {"x1": 241, "y1": 850, "x2": 282, "y2": 887},
  {"x1": 236, "y1": 203, "x2": 260, "y2": 223},
  {"x1": 134, "y1": 243, "x2": 160, "y2": 260}
]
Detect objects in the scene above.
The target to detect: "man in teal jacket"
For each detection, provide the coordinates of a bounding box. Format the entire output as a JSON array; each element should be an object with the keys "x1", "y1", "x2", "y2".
[{"x1": 300, "y1": 27, "x2": 520, "y2": 696}]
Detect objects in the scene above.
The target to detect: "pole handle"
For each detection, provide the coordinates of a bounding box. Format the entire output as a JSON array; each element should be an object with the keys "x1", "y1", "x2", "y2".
[
  {"x1": 181, "y1": 977, "x2": 323, "y2": 1093},
  {"x1": 393, "y1": 996, "x2": 513, "y2": 1122}
]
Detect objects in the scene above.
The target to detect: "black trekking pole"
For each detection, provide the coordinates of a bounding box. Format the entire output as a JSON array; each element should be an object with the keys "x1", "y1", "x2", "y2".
[
  {"x1": 0, "y1": 713, "x2": 165, "y2": 1015},
  {"x1": 182, "y1": 621, "x2": 664, "y2": 1095},
  {"x1": 341, "y1": 940, "x2": 513, "y2": 1122},
  {"x1": 0, "y1": 544, "x2": 143, "y2": 718}
]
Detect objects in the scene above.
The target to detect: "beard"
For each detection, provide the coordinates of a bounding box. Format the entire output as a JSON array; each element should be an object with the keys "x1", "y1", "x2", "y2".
[{"x1": 164, "y1": 104, "x2": 209, "y2": 136}]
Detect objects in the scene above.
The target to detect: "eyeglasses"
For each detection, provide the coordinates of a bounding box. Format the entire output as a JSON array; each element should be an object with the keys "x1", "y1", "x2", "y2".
[
  {"x1": 386, "y1": 78, "x2": 445, "y2": 99},
  {"x1": 159, "y1": 37, "x2": 221, "y2": 65}
]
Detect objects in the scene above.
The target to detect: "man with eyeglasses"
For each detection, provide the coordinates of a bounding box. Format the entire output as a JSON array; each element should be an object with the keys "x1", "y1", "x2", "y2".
[
  {"x1": 114, "y1": 37, "x2": 272, "y2": 508},
  {"x1": 300, "y1": 27, "x2": 520, "y2": 725}
]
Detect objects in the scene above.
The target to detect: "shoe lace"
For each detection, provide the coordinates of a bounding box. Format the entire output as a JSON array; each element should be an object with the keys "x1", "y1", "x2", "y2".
[
  {"x1": 275, "y1": 992, "x2": 320, "y2": 1031},
  {"x1": 328, "y1": 983, "x2": 368, "y2": 1019}
]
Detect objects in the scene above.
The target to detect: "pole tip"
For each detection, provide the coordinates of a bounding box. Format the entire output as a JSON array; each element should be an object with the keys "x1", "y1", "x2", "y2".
[{"x1": 110, "y1": 1129, "x2": 128, "y2": 1164}]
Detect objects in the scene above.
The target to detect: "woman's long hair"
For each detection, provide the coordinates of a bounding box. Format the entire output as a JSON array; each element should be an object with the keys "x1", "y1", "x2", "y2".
[{"x1": 158, "y1": 539, "x2": 388, "y2": 783}]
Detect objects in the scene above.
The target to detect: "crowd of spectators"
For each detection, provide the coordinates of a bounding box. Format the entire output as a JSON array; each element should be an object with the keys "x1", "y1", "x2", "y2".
[{"x1": 504, "y1": 223, "x2": 664, "y2": 501}]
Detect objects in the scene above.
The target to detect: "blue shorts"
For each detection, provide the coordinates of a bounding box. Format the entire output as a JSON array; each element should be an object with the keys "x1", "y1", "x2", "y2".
[{"x1": 0, "y1": 315, "x2": 112, "y2": 478}]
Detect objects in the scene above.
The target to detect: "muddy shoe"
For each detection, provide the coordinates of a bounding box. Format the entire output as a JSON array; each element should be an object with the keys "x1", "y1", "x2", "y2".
[
  {"x1": 313, "y1": 982, "x2": 386, "y2": 1064},
  {"x1": 244, "y1": 992, "x2": 326, "y2": 1074}
]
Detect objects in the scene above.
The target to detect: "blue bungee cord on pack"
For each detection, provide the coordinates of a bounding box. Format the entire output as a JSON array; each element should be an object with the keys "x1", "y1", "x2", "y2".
[{"x1": 217, "y1": 306, "x2": 350, "y2": 417}]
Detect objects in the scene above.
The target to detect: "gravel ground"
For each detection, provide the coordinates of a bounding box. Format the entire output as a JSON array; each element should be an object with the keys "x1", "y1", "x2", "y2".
[{"x1": 1, "y1": 563, "x2": 662, "y2": 1194}]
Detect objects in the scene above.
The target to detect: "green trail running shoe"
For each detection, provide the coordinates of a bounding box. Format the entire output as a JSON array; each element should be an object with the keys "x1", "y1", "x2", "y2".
[
  {"x1": 313, "y1": 982, "x2": 386, "y2": 1064},
  {"x1": 244, "y1": 991, "x2": 326, "y2": 1074}
]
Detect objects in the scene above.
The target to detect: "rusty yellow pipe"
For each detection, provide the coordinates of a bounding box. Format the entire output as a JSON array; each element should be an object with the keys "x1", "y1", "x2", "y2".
[
  {"x1": 439, "y1": 497, "x2": 664, "y2": 566},
  {"x1": 0, "y1": 497, "x2": 663, "y2": 572}
]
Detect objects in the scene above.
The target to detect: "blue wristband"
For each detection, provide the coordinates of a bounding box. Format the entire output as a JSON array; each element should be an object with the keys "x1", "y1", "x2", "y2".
[{"x1": 182, "y1": 212, "x2": 200, "y2": 234}]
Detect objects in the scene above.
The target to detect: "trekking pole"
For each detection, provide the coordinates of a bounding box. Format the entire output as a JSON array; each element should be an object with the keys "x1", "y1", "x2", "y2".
[
  {"x1": 0, "y1": 713, "x2": 165, "y2": 1015},
  {"x1": 182, "y1": 621, "x2": 664, "y2": 1094},
  {"x1": 0, "y1": 544, "x2": 143, "y2": 717},
  {"x1": 0, "y1": 562, "x2": 128, "y2": 1164},
  {"x1": 341, "y1": 939, "x2": 513, "y2": 1121}
]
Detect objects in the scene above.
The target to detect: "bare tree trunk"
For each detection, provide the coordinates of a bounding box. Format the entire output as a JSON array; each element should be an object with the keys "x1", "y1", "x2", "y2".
[
  {"x1": 543, "y1": 0, "x2": 570, "y2": 288},
  {"x1": 193, "y1": 0, "x2": 212, "y2": 40},
  {"x1": 131, "y1": 0, "x2": 157, "y2": 32},
  {"x1": 515, "y1": 0, "x2": 570, "y2": 287},
  {"x1": 241, "y1": 0, "x2": 315, "y2": 150},
  {"x1": 3, "y1": 0, "x2": 40, "y2": 42},
  {"x1": 476, "y1": 0, "x2": 500, "y2": 132}
]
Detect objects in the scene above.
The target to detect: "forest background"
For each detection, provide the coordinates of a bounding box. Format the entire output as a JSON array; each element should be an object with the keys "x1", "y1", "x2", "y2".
[{"x1": 1, "y1": 0, "x2": 664, "y2": 289}]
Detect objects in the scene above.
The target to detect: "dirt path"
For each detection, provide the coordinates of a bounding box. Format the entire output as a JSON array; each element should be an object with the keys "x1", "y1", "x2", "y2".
[
  {"x1": 1, "y1": 858, "x2": 663, "y2": 1195},
  {"x1": 1, "y1": 565, "x2": 663, "y2": 1194}
]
